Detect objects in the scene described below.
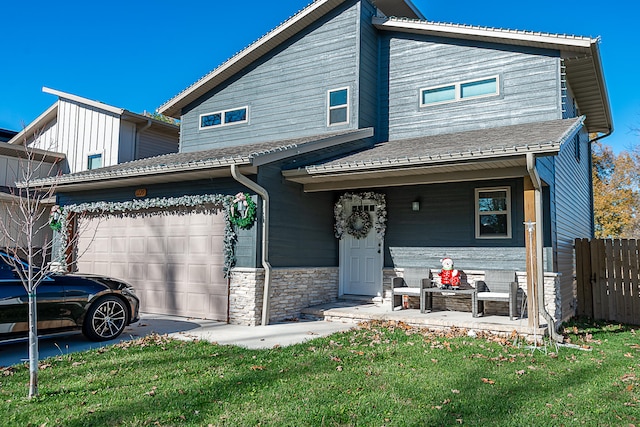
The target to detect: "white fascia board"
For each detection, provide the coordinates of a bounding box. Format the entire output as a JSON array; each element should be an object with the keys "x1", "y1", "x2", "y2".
[
  {"x1": 23, "y1": 157, "x2": 253, "y2": 189},
  {"x1": 8, "y1": 102, "x2": 58, "y2": 145},
  {"x1": 372, "y1": 17, "x2": 595, "y2": 52},
  {"x1": 43, "y1": 87, "x2": 124, "y2": 116}
]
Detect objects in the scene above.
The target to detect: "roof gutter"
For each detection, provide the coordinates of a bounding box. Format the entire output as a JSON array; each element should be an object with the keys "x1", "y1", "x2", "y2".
[
  {"x1": 230, "y1": 164, "x2": 272, "y2": 326},
  {"x1": 526, "y1": 153, "x2": 562, "y2": 342}
]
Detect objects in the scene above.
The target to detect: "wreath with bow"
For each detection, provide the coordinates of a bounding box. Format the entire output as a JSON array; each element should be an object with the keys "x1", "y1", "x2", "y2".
[
  {"x1": 49, "y1": 205, "x2": 63, "y2": 231},
  {"x1": 229, "y1": 192, "x2": 257, "y2": 229}
]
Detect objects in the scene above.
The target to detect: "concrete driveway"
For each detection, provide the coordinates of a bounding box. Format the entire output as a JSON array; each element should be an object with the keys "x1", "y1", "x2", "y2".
[{"x1": 0, "y1": 314, "x2": 356, "y2": 368}]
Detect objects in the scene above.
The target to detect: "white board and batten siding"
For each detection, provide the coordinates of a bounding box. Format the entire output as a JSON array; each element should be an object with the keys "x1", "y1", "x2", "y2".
[
  {"x1": 77, "y1": 212, "x2": 229, "y2": 321},
  {"x1": 29, "y1": 99, "x2": 121, "y2": 173}
]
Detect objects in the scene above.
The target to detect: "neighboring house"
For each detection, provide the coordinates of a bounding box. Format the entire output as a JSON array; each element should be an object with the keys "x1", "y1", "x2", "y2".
[
  {"x1": 40, "y1": 0, "x2": 611, "y2": 329},
  {"x1": 4, "y1": 88, "x2": 179, "y2": 266},
  {"x1": 0, "y1": 139, "x2": 65, "y2": 258},
  {"x1": 0, "y1": 129, "x2": 18, "y2": 143},
  {"x1": 9, "y1": 87, "x2": 180, "y2": 174}
]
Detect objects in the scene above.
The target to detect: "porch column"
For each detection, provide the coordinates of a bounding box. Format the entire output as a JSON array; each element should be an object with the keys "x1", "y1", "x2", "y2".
[{"x1": 524, "y1": 177, "x2": 539, "y2": 328}]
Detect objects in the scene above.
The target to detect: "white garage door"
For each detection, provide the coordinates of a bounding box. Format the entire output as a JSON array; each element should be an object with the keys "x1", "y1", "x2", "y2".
[{"x1": 77, "y1": 212, "x2": 228, "y2": 321}]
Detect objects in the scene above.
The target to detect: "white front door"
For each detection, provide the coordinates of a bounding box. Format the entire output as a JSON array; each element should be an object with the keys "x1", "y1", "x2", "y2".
[{"x1": 340, "y1": 201, "x2": 383, "y2": 297}]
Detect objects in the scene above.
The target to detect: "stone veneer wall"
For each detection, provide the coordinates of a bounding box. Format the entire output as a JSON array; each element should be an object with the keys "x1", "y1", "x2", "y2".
[
  {"x1": 384, "y1": 268, "x2": 562, "y2": 321},
  {"x1": 229, "y1": 267, "x2": 339, "y2": 326}
]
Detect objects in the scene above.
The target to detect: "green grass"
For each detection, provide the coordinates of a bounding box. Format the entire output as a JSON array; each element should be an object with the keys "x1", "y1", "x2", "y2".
[{"x1": 0, "y1": 319, "x2": 638, "y2": 426}]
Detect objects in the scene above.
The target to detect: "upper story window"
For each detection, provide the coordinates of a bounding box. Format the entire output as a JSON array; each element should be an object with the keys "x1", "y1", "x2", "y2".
[
  {"x1": 87, "y1": 153, "x2": 102, "y2": 170},
  {"x1": 200, "y1": 106, "x2": 248, "y2": 130},
  {"x1": 328, "y1": 87, "x2": 349, "y2": 126},
  {"x1": 475, "y1": 187, "x2": 511, "y2": 239},
  {"x1": 421, "y1": 76, "x2": 499, "y2": 107}
]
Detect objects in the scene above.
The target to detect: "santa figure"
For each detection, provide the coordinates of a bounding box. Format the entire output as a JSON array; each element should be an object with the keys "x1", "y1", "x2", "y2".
[{"x1": 438, "y1": 257, "x2": 460, "y2": 289}]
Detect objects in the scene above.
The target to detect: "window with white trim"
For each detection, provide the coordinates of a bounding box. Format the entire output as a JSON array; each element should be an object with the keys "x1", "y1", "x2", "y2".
[
  {"x1": 475, "y1": 187, "x2": 511, "y2": 239},
  {"x1": 328, "y1": 87, "x2": 349, "y2": 126},
  {"x1": 200, "y1": 106, "x2": 248, "y2": 129},
  {"x1": 421, "y1": 76, "x2": 499, "y2": 107},
  {"x1": 87, "y1": 153, "x2": 102, "y2": 170}
]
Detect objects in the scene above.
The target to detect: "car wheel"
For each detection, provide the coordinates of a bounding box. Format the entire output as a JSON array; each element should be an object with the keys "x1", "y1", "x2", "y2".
[{"x1": 83, "y1": 296, "x2": 129, "y2": 341}]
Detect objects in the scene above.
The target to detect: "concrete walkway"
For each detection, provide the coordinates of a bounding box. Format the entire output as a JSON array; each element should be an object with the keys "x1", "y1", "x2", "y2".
[{"x1": 0, "y1": 314, "x2": 357, "y2": 368}]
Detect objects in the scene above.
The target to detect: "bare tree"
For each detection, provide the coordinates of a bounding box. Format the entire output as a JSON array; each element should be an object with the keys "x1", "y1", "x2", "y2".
[{"x1": 0, "y1": 139, "x2": 60, "y2": 397}]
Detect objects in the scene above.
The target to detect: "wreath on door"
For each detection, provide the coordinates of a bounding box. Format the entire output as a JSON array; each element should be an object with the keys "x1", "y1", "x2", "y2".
[
  {"x1": 345, "y1": 210, "x2": 372, "y2": 239},
  {"x1": 334, "y1": 192, "x2": 387, "y2": 240}
]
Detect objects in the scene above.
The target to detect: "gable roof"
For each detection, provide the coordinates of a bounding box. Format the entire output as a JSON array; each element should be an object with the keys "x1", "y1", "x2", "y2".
[
  {"x1": 9, "y1": 87, "x2": 178, "y2": 147},
  {"x1": 372, "y1": 17, "x2": 612, "y2": 134},
  {"x1": 283, "y1": 117, "x2": 584, "y2": 192},
  {"x1": 31, "y1": 128, "x2": 373, "y2": 192},
  {"x1": 157, "y1": 0, "x2": 424, "y2": 118}
]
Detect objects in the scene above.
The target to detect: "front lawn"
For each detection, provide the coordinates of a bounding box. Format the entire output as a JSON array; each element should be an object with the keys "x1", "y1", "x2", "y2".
[{"x1": 1, "y1": 320, "x2": 638, "y2": 426}]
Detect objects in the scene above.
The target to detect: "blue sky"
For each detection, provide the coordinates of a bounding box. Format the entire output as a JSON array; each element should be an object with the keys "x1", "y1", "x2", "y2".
[{"x1": 1, "y1": 0, "x2": 637, "y2": 152}]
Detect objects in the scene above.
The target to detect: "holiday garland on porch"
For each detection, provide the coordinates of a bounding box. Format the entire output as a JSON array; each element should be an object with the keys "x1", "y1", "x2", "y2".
[
  {"x1": 53, "y1": 193, "x2": 257, "y2": 276},
  {"x1": 334, "y1": 192, "x2": 387, "y2": 240}
]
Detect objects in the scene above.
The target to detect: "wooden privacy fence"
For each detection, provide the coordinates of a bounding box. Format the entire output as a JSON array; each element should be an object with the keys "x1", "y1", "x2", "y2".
[{"x1": 575, "y1": 238, "x2": 640, "y2": 325}]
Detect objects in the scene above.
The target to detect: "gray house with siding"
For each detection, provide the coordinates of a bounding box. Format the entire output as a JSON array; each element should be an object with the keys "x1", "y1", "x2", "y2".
[{"x1": 44, "y1": 0, "x2": 611, "y2": 329}]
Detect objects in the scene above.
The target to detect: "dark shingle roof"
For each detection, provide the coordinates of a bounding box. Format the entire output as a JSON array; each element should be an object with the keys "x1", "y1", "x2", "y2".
[{"x1": 305, "y1": 118, "x2": 583, "y2": 172}]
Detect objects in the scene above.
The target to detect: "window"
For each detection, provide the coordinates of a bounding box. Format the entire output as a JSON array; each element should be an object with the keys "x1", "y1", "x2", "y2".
[
  {"x1": 200, "y1": 106, "x2": 248, "y2": 129},
  {"x1": 328, "y1": 87, "x2": 349, "y2": 126},
  {"x1": 475, "y1": 187, "x2": 511, "y2": 239},
  {"x1": 421, "y1": 76, "x2": 499, "y2": 107},
  {"x1": 87, "y1": 153, "x2": 102, "y2": 170}
]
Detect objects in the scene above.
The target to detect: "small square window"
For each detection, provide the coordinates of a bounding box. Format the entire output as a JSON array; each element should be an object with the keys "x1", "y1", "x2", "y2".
[
  {"x1": 475, "y1": 187, "x2": 511, "y2": 239},
  {"x1": 328, "y1": 88, "x2": 349, "y2": 126},
  {"x1": 87, "y1": 153, "x2": 102, "y2": 170}
]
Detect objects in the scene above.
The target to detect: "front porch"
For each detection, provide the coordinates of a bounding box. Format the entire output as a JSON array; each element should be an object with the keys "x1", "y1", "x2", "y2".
[{"x1": 301, "y1": 299, "x2": 548, "y2": 340}]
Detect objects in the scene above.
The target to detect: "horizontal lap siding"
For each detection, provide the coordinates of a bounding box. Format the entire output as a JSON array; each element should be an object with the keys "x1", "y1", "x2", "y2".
[
  {"x1": 554, "y1": 129, "x2": 592, "y2": 320},
  {"x1": 258, "y1": 163, "x2": 337, "y2": 268},
  {"x1": 137, "y1": 128, "x2": 179, "y2": 159},
  {"x1": 180, "y1": 1, "x2": 361, "y2": 153},
  {"x1": 382, "y1": 180, "x2": 526, "y2": 267},
  {"x1": 358, "y1": 0, "x2": 378, "y2": 130},
  {"x1": 383, "y1": 35, "x2": 562, "y2": 140}
]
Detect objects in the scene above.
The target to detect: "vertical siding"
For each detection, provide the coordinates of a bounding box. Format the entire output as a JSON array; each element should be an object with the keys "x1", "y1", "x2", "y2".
[
  {"x1": 382, "y1": 34, "x2": 563, "y2": 140},
  {"x1": 553, "y1": 128, "x2": 592, "y2": 320},
  {"x1": 180, "y1": 1, "x2": 361, "y2": 152},
  {"x1": 43, "y1": 99, "x2": 121, "y2": 173}
]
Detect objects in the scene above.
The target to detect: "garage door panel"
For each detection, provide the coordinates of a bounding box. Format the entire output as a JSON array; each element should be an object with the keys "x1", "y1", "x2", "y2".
[{"x1": 77, "y1": 212, "x2": 228, "y2": 319}]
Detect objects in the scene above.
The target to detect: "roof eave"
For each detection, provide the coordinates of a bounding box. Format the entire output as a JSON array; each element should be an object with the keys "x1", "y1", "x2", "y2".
[
  {"x1": 8, "y1": 103, "x2": 59, "y2": 146},
  {"x1": 157, "y1": 0, "x2": 348, "y2": 118}
]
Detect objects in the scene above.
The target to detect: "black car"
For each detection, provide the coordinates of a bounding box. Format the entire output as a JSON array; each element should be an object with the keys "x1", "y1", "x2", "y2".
[{"x1": 0, "y1": 252, "x2": 140, "y2": 342}]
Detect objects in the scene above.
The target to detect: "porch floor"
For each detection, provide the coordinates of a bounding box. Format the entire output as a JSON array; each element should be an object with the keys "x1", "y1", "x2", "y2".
[{"x1": 301, "y1": 299, "x2": 548, "y2": 340}]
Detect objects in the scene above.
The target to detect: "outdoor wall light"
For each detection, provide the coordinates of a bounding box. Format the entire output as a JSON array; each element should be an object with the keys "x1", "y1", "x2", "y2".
[{"x1": 412, "y1": 201, "x2": 420, "y2": 211}]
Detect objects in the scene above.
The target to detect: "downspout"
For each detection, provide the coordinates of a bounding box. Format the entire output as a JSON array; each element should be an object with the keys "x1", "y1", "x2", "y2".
[
  {"x1": 230, "y1": 164, "x2": 272, "y2": 326},
  {"x1": 526, "y1": 153, "x2": 562, "y2": 342}
]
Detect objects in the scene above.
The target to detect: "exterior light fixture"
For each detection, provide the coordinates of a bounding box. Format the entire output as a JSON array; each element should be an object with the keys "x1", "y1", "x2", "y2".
[{"x1": 412, "y1": 201, "x2": 420, "y2": 211}]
